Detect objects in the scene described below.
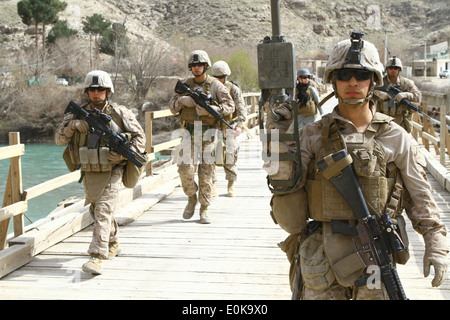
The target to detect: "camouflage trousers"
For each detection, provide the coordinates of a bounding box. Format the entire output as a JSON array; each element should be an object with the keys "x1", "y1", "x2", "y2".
[
  {"x1": 83, "y1": 166, "x2": 122, "y2": 259},
  {"x1": 301, "y1": 282, "x2": 389, "y2": 300},
  {"x1": 213, "y1": 148, "x2": 238, "y2": 183},
  {"x1": 176, "y1": 137, "x2": 215, "y2": 207}
]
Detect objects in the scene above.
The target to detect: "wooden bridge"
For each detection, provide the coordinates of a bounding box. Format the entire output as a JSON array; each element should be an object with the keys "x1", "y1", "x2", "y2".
[{"x1": 1, "y1": 91, "x2": 450, "y2": 300}]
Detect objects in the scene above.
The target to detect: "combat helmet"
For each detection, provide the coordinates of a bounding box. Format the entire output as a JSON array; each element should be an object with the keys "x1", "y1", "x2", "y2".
[
  {"x1": 297, "y1": 68, "x2": 311, "y2": 78},
  {"x1": 385, "y1": 56, "x2": 403, "y2": 71},
  {"x1": 324, "y1": 31, "x2": 384, "y2": 86},
  {"x1": 188, "y1": 50, "x2": 211, "y2": 70},
  {"x1": 324, "y1": 31, "x2": 384, "y2": 107},
  {"x1": 212, "y1": 60, "x2": 231, "y2": 77},
  {"x1": 84, "y1": 70, "x2": 114, "y2": 93}
]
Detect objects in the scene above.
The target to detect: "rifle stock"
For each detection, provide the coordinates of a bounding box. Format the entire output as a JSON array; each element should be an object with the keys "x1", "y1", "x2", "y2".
[
  {"x1": 317, "y1": 149, "x2": 408, "y2": 300},
  {"x1": 66, "y1": 101, "x2": 147, "y2": 168},
  {"x1": 174, "y1": 80, "x2": 233, "y2": 129}
]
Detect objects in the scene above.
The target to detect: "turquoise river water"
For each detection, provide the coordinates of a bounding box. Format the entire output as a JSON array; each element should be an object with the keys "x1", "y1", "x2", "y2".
[{"x1": 0, "y1": 144, "x2": 85, "y2": 235}]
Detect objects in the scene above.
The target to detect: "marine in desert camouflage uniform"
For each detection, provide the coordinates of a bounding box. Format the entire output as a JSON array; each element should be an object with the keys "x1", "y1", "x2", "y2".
[
  {"x1": 210, "y1": 60, "x2": 247, "y2": 197},
  {"x1": 169, "y1": 50, "x2": 234, "y2": 224},
  {"x1": 374, "y1": 56, "x2": 422, "y2": 132},
  {"x1": 55, "y1": 70, "x2": 146, "y2": 275},
  {"x1": 268, "y1": 33, "x2": 448, "y2": 300}
]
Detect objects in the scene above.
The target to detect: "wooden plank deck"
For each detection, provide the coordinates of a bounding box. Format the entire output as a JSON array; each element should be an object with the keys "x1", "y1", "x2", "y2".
[
  {"x1": 0, "y1": 137, "x2": 291, "y2": 300},
  {"x1": 1, "y1": 135, "x2": 450, "y2": 300}
]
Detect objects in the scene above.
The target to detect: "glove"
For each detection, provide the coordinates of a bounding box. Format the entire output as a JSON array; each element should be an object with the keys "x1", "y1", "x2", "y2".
[
  {"x1": 265, "y1": 102, "x2": 293, "y2": 133},
  {"x1": 394, "y1": 92, "x2": 413, "y2": 102},
  {"x1": 196, "y1": 104, "x2": 219, "y2": 117},
  {"x1": 423, "y1": 232, "x2": 449, "y2": 287},
  {"x1": 107, "y1": 151, "x2": 125, "y2": 164},
  {"x1": 177, "y1": 96, "x2": 197, "y2": 108},
  {"x1": 70, "y1": 120, "x2": 90, "y2": 133},
  {"x1": 424, "y1": 251, "x2": 448, "y2": 287}
]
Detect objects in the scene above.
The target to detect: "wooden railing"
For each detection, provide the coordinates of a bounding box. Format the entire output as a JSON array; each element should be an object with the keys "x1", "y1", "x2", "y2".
[
  {"x1": 411, "y1": 92, "x2": 449, "y2": 166},
  {"x1": 0, "y1": 92, "x2": 261, "y2": 250},
  {"x1": 0, "y1": 132, "x2": 81, "y2": 250}
]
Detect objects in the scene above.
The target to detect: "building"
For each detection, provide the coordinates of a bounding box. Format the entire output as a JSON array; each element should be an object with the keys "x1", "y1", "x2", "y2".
[{"x1": 408, "y1": 40, "x2": 450, "y2": 77}]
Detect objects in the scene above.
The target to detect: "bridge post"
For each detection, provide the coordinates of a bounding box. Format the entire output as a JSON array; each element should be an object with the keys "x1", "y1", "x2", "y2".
[{"x1": 0, "y1": 132, "x2": 24, "y2": 249}]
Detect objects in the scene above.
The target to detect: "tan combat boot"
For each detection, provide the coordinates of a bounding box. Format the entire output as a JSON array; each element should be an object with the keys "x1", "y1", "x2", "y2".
[
  {"x1": 82, "y1": 254, "x2": 103, "y2": 275},
  {"x1": 183, "y1": 194, "x2": 197, "y2": 219},
  {"x1": 199, "y1": 205, "x2": 211, "y2": 224},
  {"x1": 108, "y1": 240, "x2": 121, "y2": 260},
  {"x1": 227, "y1": 180, "x2": 236, "y2": 197}
]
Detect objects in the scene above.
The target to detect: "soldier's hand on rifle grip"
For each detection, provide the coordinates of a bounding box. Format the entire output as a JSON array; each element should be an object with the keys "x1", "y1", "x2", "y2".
[
  {"x1": 70, "y1": 120, "x2": 90, "y2": 133},
  {"x1": 107, "y1": 150, "x2": 125, "y2": 164},
  {"x1": 395, "y1": 92, "x2": 413, "y2": 102}
]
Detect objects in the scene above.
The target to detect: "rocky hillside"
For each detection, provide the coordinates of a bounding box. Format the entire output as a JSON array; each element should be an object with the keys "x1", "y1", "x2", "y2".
[
  {"x1": 1, "y1": 0, "x2": 449, "y2": 57},
  {"x1": 0, "y1": 0, "x2": 449, "y2": 143}
]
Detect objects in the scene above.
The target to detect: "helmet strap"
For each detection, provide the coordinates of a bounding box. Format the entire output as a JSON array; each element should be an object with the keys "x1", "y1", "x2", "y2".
[
  {"x1": 87, "y1": 92, "x2": 109, "y2": 106},
  {"x1": 191, "y1": 64, "x2": 207, "y2": 77}
]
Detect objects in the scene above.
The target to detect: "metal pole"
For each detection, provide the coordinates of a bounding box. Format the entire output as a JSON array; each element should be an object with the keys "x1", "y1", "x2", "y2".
[
  {"x1": 424, "y1": 42, "x2": 427, "y2": 78},
  {"x1": 270, "y1": 0, "x2": 282, "y2": 41}
]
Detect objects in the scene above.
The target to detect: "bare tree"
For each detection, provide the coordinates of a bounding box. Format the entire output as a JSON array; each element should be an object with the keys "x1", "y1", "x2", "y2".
[
  {"x1": 120, "y1": 41, "x2": 171, "y2": 102},
  {"x1": 48, "y1": 37, "x2": 90, "y2": 82}
]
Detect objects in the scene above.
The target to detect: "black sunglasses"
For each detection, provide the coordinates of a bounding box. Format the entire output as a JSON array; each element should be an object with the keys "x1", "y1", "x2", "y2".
[
  {"x1": 387, "y1": 66, "x2": 401, "y2": 70},
  {"x1": 88, "y1": 87, "x2": 106, "y2": 92},
  {"x1": 333, "y1": 69, "x2": 374, "y2": 81},
  {"x1": 190, "y1": 62, "x2": 206, "y2": 68}
]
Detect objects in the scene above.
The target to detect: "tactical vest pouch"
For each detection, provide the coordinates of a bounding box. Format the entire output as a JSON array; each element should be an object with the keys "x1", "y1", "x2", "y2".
[
  {"x1": 351, "y1": 148, "x2": 377, "y2": 177},
  {"x1": 300, "y1": 232, "x2": 335, "y2": 290},
  {"x1": 63, "y1": 132, "x2": 85, "y2": 172},
  {"x1": 322, "y1": 222, "x2": 366, "y2": 287},
  {"x1": 63, "y1": 143, "x2": 79, "y2": 172},
  {"x1": 99, "y1": 147, "x2": 112, "y2": 171},
  {"x1": 123, "y1": 153, "x2": 147, "y2": 188},
  {"x1": 298, "y1": 99, "x2": 316, "y2": 117},
  {"x1": 179, "y1": 107, "x2": 217, "y2": 126},
  {"x1": 270, "y1": 187, "x2": 308, "y2": 235},
  {"x1": 79, "y1": 146, "x2": 114, "y2": 172},
  {"x1": 88, "y1": 148, "x2": 100, "y2": 172},
  {"x1": 79, "y1": 146, "x2": 90, "y2": 171}
]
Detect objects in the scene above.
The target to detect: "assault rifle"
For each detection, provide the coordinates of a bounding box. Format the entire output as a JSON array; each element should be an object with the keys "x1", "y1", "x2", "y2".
[
  {"x1": 317, "y1": 149, "x2": 408, "y2": 300},
  {"x1": 174, "y1": 80, "x2": 233, "y2": 130},
  {"x1": 375, "y1": 85, "x2": 424, "y2": 114},
  {"x1": 65, "y1": 101, "x2": 147, "y2": 168}
]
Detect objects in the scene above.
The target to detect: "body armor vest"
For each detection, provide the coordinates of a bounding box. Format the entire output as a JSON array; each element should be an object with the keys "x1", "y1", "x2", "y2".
[
  {"x1": 67, "y1": 102, "x2": 126, "y2": 172},
  {"x1": 297, "y1": 86, "x2": 317, "y2": 117},
  {"x1": 306, "y1": 112, "x2": 403, "y2": 221},
  {"x1": 179, "y1": 76, "x2": 232, "y2": 128}
]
